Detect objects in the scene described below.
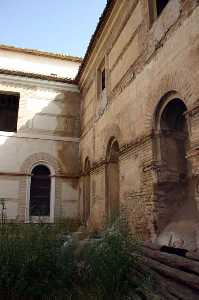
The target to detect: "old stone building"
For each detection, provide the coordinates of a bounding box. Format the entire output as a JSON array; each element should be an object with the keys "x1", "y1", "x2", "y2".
[
  {"x1": 0, "y1": 45, "x2": 81, "y2": 222},
  {"x1": 0, "y1": 0, "x2": 199, "y2": 250}
]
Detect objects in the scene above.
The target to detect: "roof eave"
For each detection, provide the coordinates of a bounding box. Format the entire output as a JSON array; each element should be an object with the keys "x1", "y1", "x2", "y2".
[
  {"x1": 76, "y1": 0, "x2": 115, "y2": 83},
  {"x1": 0, "y1": 68, "x2": 77, "y2": 84},
  {"x1": 0, "y1": 44, "x2": 82, "y2": 63}
]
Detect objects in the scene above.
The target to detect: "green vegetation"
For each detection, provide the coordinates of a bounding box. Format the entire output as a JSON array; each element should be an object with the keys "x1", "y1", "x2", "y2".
[{"x1": 0, "y1": 220, "x2": 153, "y2": 300}]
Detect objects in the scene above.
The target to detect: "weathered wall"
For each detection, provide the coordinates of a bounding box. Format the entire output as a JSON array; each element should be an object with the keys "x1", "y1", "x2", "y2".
[
  {"x1": 79, "y1": 0, "x2": 199, "y2": 247},
  {"x1": 0, "y1": 74, "x2": 80, "y2": 222}
]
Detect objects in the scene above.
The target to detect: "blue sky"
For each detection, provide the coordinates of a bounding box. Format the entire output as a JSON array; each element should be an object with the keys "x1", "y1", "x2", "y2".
[{"x1": 0, "y1": 0, "x2": 107, "y2": 58}]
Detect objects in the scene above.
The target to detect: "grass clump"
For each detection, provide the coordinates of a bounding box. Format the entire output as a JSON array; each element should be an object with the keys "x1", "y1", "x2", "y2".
[
  {"x1": 0, "y1": 223, "x2": 75, "y2": 300},
  {"x1": 0, "y1": 219, "x2": 154, "y2": 300},
  {"x1": 72, "y1": 220, "x2": 152, "y2": 300}
]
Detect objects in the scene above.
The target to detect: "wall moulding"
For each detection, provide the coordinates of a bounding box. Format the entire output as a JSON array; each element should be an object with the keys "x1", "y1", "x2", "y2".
[
  {"x1": 0, "y1": 172, "x2": 28, "y2": 177},
  {"x1": 0, "y1": 131, "x2": 80, "y2": 143},
  {"x1": 80, "y1": 133, "x2": 153, "y2": 176},
  {"x1": 186, "y1": 100, "x2": 199, "y2": 117},
  {"x1": 107, "y1": 0, "x2": 140, "y2": 60},
  {"x1": 0, "y1": 73, "x2": 79, "y2": 93},
  {"x1": 0, "y1": 171, "x2": 79, "y2": 179},
  {"x1": 90, "y1": 159, "x2": 106, "y2": 176},
  {"x1": 109, "y1": 22, "x2": 142, "y2": 74},
  {"x1": 119, "y1": 133, "x2": 153, "y2": 159}
]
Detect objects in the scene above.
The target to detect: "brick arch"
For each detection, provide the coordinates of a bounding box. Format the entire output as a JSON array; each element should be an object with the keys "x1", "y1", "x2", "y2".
[
  {"x1": 81, "y1": 151, "x2": 93, "y2": 171},
  {"x1": 106, "y1": 136, "x2": 120, "y2": 162},
  {"x1": 144, "y1": 71, "x2": 194, "y2": 133},
  {"x1": 153, "y1": 90, "x2": 187, "y2": 132},
  {"x1": 84, "y1": 156, "x2": 91, "y2": 173},
  {"x1": 102, "y1": 124, "x2": 122, "y2": 159},
  {"x1": 20, "y1": 152, "x2": 62, "y2": 175}
]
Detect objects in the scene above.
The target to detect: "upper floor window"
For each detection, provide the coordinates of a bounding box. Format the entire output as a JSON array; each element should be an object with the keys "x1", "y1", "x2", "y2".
[
  {"x1": 97, "y1": 57, "x2": 106, "y2": 95},
  {"x1": 0, "y1": 92, "x2": 20, "y2": 132},
  {"x1": 156, "y1": 0, "x2": 169, "y2": 16},
  {"x1": 97, "y1": 59, "x2": 107, "y2": 116},
  {"x1": 149, "y1": 0, "x2": 170, "y2": 24},
  {"x1": 101, "y1": 68, "x2": 106, "y2": 91}
]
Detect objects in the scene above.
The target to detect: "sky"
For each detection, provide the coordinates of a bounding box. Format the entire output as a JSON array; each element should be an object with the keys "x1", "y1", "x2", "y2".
[{"x1": 0, "y1": 0, "x2": 107, "y2": 58}]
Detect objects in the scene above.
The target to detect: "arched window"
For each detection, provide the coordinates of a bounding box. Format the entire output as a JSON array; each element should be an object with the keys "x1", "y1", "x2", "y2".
[
  {"x1": 83, "y1": 158, "x2": 91, "y2": 224},
  {"x1": 156, "y1": 98, "x2": 188, "y2": 178},
  {"x1": 153, "y1": 95, "x2": 198, "y2": 248},
  {"x1": 30, "y1": 165, "x2": 51, "y2": 217},
  {"x1": 105, "y1": 138, "x2": 120, "y2": 222}
]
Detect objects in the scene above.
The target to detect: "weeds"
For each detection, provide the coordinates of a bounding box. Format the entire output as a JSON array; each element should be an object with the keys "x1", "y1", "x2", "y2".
[{"x1": 0, "y1": 219, "x2": 153, "y2": 300}]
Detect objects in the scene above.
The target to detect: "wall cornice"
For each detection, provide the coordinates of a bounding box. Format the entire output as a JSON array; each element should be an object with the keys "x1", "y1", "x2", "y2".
[
  {"x1": 0, "y1": 72, "x2": 79, "y2": 92},
  {"x1": 0, "y1": 131, "x2": 80, "y2": 143},
  {"x1": 0, "y1": 171, "x2": 79, "y2": 179}
]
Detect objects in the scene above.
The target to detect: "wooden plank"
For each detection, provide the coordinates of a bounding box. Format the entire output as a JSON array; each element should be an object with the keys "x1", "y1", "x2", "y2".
[
  {"x1": 145, "y1": 256, "x2": 199, "y2": 291},
  {"x1": 143, "y1": 247, "x2": 199, "y2": 275},
  {"x1": 186, "y1": 251, "x2": 199, "y2": 262}
]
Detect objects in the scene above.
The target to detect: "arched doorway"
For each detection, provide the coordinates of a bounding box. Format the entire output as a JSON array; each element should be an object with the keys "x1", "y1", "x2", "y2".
[
  {"x1": 153, "y1": 95, "x2": 198, "y2": 248},
  {"x1": 83, "y1": 158, "x2": 91, "y2": 224},
  {"x1": 29, "y1": 165, "x2": 51, "y2": 218},
  {"x1": 105, "y1": 138, "x2": 120, "y2": 222}
]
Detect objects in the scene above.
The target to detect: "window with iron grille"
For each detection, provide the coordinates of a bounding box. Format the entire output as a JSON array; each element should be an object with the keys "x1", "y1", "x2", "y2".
[{"x1": 30, "y1": 165, "x2": 51, "y2": 217}]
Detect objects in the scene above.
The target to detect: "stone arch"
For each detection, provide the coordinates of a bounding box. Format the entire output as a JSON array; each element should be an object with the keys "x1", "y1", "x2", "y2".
[
  {"x1": 20, "y1": 152, "x2": 62, "y2": 174},
  {"x1": 29, "y1": 164, "x2": 51, "y2": 219},
  {"x1": 18, "y1": 153, "x2": 62, "y2": 222},
  {"x1": 105, "y1": 137, "x2": 120, "y2": 222},
  {"x1": 152, "y1": 93, "x2": 198, "y2": 249},
  {"x1": 83, "y1": 157, "x2": 91, "y2": 224}
]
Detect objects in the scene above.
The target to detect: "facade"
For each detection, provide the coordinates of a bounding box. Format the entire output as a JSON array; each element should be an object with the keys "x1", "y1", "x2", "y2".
[
  {"x1": 78, "y1": 0, "x2": 199, "y2": 251},
  {"x1": 0, "y1": 0, "x2": 199, "y2": 250},
  {"x1": 0, "y1": 45, "x2": 81, "y2": 222}
]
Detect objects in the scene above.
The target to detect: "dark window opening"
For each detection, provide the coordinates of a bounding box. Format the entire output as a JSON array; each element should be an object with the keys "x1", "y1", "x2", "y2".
[
  {"x1": 106, "y1": 138, "x2": 120, "y2": 221},
  {"x1": 0, "y1": 92, "x2": 20, "y2": 132},
  {"x1": 101, "y1": 68, "x2": 106, "y2": 91},
  {"x1": 30, "y1": 165, "x2": 51, "y2": 217},
  {"x1": 83, "y1": 158, "x2": 91, "y2": 224},
  {"x1": 156, "y1": 0, "x2": 169, "y2": 16},
  {"x1": 160, "y1": 99, "x2": 187, "y2": 132}
]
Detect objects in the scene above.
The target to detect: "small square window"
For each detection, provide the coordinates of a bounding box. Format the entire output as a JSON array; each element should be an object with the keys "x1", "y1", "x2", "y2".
[
  {"x1": 97, "y1": 59, "x2": 106, "y2": 97},
  {"x1": 0, "y1": 92, "x2": 20, "y2": 132},
  {"x1": 101, "y1": 68, "x2": 106, "y2": 91},
  {"x1": 97, "y1": 59, "x2": 107, "y2": 116},
  {"x1": 149, "y1": 0, "x2": 170, "y2": 25},
  {"x1": 156, "y1": 0, "x2": 169, "y2": 17}
]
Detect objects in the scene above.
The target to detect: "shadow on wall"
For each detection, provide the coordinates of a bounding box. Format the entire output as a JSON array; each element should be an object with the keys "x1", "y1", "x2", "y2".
[{"x1": 0, "y1": 87, "x2": 80, "y2": 222}]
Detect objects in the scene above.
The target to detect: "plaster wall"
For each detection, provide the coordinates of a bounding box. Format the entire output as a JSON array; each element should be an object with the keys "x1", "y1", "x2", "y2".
[{"x1": 0, "y1": 75, "x2": 80, "y2": 221}]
